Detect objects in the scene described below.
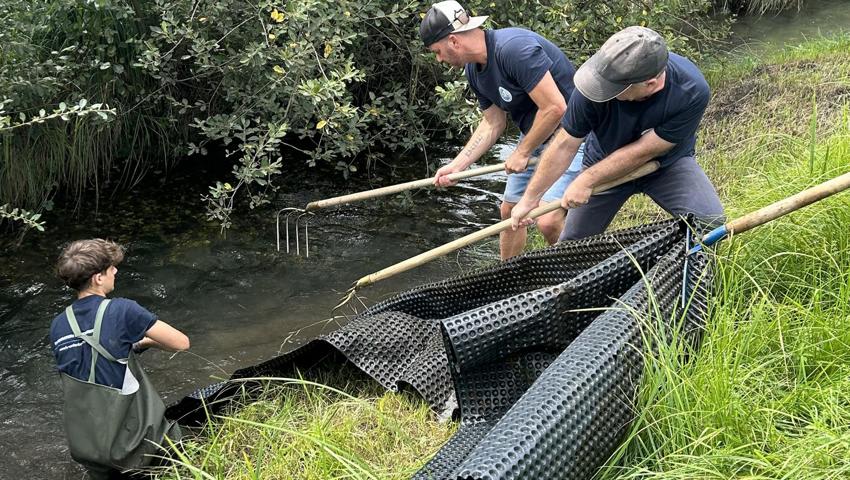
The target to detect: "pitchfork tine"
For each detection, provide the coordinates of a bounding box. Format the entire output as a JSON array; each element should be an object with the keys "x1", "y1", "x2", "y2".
[
  {"x1": 295, "y1": 212, "x2": 314, "y2": 258},
  {"x1": 275, "y1": 208, "x2": 305, "y2": 253}
]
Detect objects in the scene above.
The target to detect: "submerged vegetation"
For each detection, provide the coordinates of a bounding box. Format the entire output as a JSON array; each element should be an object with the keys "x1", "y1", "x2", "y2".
[{"x1": 157, "y1": 36, "x2": 850, "y2": 479}]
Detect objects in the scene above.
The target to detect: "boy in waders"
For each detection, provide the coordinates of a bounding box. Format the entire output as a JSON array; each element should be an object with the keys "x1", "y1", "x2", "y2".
[{"x1": 49, "y1": 239, "x2": 190, "y2": 479}]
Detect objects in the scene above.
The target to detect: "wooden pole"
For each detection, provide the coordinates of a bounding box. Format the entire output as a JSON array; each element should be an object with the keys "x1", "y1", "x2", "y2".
[
  {"x1": 305, "y1": 158, "x2": 541, "y2": 212},
  {"x1": 695, "y1": 169, "x2": 850, "y2": 252},
  {"x1": 353, "y1": 161, "x2": 661, "y2": 289},
  {"x1": 728, "y1": 170, "x2": 850, "y2": 235}
]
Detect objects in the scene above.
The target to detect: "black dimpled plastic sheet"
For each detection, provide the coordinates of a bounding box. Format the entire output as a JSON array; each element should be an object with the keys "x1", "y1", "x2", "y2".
[{"x1": 166, "y1": 218, "x2": 714, "y2": 480}]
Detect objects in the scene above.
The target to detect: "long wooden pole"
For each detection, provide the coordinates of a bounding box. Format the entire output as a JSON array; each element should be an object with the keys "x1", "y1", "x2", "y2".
[
  {"x1": 352, "y1": 161, "x2": 661, "y2": 289},
  {"x1": 305, "y1": 158, "x2": 542, "y2": 212},
  {"x1": 694, "y1": 169, "x2": 850, "y2": 251}
]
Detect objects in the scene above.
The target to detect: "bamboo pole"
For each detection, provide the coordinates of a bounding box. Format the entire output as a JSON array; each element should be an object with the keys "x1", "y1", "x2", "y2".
[
  {"x1": 305, "y1": 158, "x2": 541, "y2": 212},
  {"x1": 695, "y1": 169, "x2": 850, "y2": 251},
  {"x1": 728, "y1": 170, "x2": 850, "y2": 234},
  {"x1": 352, "y1": 161, "x2": 660, "y2": 290}
]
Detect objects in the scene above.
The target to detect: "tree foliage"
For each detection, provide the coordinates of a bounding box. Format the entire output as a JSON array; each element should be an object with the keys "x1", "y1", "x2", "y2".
[{"x1": 0, "y1": 0, "x2": 734, "y2": 230}]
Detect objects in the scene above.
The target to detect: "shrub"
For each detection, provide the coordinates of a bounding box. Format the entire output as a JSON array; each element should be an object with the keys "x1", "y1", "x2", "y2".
[{"x1": 0, "y1": 0, "x2": 727, "y2": 229}]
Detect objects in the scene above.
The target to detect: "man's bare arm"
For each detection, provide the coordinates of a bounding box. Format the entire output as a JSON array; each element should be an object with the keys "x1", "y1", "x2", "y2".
[
  {"x1": 560, "y1": 130, "x2": 675, "y2": 209},
  {"x1": 434, "y1": 106, "x2": 506, "y2": 186},
  {"x1": 510, "y1": 71, "x2": 566, "y2": 163},
  {"x1": 525, "y1": 128, "x2": 583, "y2": 200},
  {"x1": 577, "y1": 130, "x2": 673, "y2": 188}
]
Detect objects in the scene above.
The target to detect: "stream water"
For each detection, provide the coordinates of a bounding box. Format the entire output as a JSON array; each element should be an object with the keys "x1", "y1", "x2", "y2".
[
  {"x1": 1, "y1": 144, "x2": 513, "y2": 479},
  {"x1": 728, "y1": 0, "x2": 850, "y2": 50},
  {"x1": 2, "y1": 1, "x2": 848, "y2": 477}
]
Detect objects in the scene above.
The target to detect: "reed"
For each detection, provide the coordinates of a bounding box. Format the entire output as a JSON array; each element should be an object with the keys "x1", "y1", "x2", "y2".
[
  {"x1": 0, "y1": 0, "x2": 185, "y2": 210},
  {"x1": 719, "y1": 0, "x2": 804, "y2": 14}
]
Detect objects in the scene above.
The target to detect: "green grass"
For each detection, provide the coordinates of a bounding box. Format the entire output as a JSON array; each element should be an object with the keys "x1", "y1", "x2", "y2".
[
  {"x1": 597, "y1": 34, "x2": 850, "y2": 479},
  {"x1": 157, "y1": 368, "x2": 456, "y2": 480}
]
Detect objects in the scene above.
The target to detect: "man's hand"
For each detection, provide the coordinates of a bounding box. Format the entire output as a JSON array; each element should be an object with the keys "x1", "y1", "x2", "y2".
[
  {"x1": 510, "y1": 197, "x2": 539, "y2": 230},
  {"x1": 505, "y1": 150, "x2": 531, "y2": 174},
  {"x1": 434, "y1": 163, "x2": 462, "y2": 187},
  {"x1": 561, "y1": 176, "x2": 593, "y2": 210}
]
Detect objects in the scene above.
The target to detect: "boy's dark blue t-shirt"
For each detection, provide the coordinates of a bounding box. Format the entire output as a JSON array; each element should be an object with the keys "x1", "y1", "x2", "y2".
[
  {"x1": 562, "y1": 53, "x2": 709, "y2": 168},
  {"x1": 465, "y1": 28, "x2": 576, "y2": 135},
  {"x1": 50, "y1": 295, "x2": 156, "y2": 388}
]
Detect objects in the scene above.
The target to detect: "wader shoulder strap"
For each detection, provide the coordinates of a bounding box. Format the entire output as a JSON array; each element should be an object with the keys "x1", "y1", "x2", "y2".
[{"x1": 65, "y1": 299, "x2": 118, "y2": 383}]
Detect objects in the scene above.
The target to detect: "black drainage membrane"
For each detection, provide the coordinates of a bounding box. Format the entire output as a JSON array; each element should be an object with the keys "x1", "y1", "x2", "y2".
[{"x1": 167, "y1": 217, "x2": 713, "y2": 479}]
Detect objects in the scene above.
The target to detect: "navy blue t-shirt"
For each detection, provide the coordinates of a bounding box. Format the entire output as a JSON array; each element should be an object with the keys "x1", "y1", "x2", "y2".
[
  {"x1": 466, "y1": 28, "x2": 576, "y2": 135},
  {"x1": 50, "y1": 295, "x2": 157, "y2": 388},
  {"x1": 562, "y1": 53, "x2": 709, "y2": 168}
]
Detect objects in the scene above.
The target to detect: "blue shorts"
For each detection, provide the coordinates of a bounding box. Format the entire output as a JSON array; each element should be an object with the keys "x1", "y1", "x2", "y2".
[{"x1": 503, "y1": 141, "x2": 585, "y2": 204}]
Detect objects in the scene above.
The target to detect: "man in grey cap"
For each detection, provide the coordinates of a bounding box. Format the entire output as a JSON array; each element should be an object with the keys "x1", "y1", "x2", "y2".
[
  {"x1": 510, "y1": 26, "x2": 724, "y2": 240},
  {"x1": 420, "y1": 1, "x2": 585, "y2": 259}
]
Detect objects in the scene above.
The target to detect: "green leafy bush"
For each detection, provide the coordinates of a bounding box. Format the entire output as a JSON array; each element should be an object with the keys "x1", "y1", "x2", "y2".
[{"x1": 1, "y1": 0, "x2": 730, "y2": 229}]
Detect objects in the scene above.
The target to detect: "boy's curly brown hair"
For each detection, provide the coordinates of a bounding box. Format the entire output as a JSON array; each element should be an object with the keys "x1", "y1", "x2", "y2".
[{"x1": 56, "y1": 239, "x2": 125, "y2": 291}]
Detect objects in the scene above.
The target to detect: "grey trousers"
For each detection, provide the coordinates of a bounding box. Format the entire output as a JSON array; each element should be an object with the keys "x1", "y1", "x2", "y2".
[{"x1": 559, "y1": 156, "x2": 725, "y2": 241}]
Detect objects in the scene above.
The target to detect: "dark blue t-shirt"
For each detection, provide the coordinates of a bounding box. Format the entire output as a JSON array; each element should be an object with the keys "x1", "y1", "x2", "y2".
[
  {"x1": 562, "y1": 53, "x2": 709, "y2": 168},
  {"x1": 50, "y1": 295, "x2": 157, "y2": 388},
  {"x1": 466, "y1": 28, "x2": 576, "y2": 135}
]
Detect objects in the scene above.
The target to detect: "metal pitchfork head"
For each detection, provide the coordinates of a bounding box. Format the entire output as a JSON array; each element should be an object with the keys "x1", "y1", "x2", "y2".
[{"x1": 275, "y1": 208, "x2": 315, "y2": 257}]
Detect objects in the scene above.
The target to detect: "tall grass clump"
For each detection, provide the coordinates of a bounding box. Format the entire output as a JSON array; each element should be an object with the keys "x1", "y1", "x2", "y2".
[
  {"x1": 0, "y1": 0, "x2": 186, "y2": 211},
  {"x1": 600, "y1": 35, "x2": 850, "y2": 479},
  {"x1": 718, "y1": 0, "x2": 804, "y2": 14},
  {"x1": 159, "y1": 370, "x2": 456, "y2": 479}
]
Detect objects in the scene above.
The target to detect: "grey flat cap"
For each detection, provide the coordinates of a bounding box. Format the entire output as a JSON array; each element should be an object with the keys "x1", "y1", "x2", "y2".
[{"x1": 574, "y1": 26, "x2": 669, "y2": 102}]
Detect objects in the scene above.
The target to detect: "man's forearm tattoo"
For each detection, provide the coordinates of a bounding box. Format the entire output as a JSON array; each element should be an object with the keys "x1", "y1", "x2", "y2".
[{"x1": 464, "y1": 133, "x2": 486, "y2": 158}]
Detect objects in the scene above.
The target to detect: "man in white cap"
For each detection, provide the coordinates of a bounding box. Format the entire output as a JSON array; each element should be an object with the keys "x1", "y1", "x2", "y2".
[
  {"x1": 510, "y1": 26, "x2": 724, "y2": 240},
  {"x1": 420, "y1": 1, "x2": 585, "y2": 259}
]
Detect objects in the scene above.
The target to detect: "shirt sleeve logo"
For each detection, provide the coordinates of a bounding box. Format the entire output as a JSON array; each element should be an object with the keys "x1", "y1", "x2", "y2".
[{"x1": 499, "y1": 86, "x2": 513, "y2": 103}]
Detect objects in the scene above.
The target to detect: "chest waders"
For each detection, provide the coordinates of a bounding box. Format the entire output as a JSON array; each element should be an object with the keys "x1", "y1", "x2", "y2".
[{"x1": 60, "y1": 299, "x2": 181, "y2": 474}]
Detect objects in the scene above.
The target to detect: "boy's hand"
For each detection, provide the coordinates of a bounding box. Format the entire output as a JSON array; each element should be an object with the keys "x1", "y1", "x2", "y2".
[{"x1": 132, "y1": 341, "x2": 149, "y2": 354}]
